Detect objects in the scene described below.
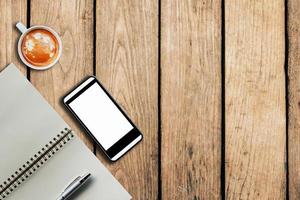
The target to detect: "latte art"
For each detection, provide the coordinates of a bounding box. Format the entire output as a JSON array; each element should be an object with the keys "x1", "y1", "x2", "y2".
[{"x1": 21, "y1": 29, "x2": 59, "y2": 67}]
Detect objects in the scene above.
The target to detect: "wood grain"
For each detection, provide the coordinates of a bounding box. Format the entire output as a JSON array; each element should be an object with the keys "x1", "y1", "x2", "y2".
[
  {"x1": 288, "y1": 0, "x2": 300, "y2": 199},
  {"x1": 95, "y1": 0, "x2": 158, "y2": 199},
  {"x1": 161, "y1": 0, "x2": 221, "y2": 199},
  {"x1": 0, "y1": 0, "x2": 290, "y2": 199},
  {"x1": 0, "y1": 0, "x2": 27, "y2": 73},
  {"x1": 225, "y1": 0, "x2": 286, "y2": 199},
  {"x1": 30, "y1": 0, "x2": 94, "y2": 149}
]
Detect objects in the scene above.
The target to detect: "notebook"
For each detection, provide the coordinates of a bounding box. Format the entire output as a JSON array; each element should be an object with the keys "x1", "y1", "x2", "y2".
[{"x1": 0, "y1": 63, "x2": 131, "y2": 200}]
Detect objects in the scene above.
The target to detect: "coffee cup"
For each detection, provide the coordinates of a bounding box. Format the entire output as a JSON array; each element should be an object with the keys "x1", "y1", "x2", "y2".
[{"x1": 16, "y1": 22, "x2": 62, "y2": 70}]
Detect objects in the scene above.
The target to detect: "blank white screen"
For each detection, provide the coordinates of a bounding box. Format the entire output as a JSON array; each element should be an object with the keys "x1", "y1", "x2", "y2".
[{"x1": 69, "y1": 83, "x2": 133, "y2": 150}]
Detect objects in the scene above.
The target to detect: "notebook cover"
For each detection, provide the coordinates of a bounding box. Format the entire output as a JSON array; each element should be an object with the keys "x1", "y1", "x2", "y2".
[{"x1": 0, "y1": 64, "x2": 131, "y2": 200}]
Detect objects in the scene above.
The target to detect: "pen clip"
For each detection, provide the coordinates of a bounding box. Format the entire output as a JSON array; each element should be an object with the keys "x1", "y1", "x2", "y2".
[{"x1": 64, "y1": 176, "x2": 81, "y2": 191}]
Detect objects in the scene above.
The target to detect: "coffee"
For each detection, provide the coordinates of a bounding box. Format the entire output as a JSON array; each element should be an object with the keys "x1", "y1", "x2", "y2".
[{"x1": 21, "y1": 29, "x2": 59, "y2": 67}]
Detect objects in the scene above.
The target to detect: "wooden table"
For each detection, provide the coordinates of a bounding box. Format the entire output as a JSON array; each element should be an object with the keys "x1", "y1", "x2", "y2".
[{"x1": 1, "y1": 0, "x2": 300, "y2": 199}]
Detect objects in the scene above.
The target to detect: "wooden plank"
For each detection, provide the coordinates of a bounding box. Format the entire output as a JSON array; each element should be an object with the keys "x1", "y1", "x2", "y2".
[
  {"x1": 225, "y1": 0, "x2": 286, "y2": 199},
  {"x1": 30, "y1": 0, "x2": 94, "y2": 149},
  {"x1": 0, "y1": 0, "x2": 27, "y2": 73},
  {"x1": 288, "y1": 0, "x2": 300, "y2": 199},
  {"x1": 161, "y1": 0, "x2": 221, "y2": 199},
  {"x1": 95, "y1": 0, "x2": 158, "y2": 199}
]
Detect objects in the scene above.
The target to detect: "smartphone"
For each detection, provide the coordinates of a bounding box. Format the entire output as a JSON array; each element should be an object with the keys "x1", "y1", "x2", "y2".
[{"x1": 63, "y1": 76, "x2": 143, "y2": 161}]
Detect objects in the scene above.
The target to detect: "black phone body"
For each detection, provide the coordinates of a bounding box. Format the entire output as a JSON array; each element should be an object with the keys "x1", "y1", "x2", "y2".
[{"x1": 63, "y1": 76, "x2": 143, "y2": 161}]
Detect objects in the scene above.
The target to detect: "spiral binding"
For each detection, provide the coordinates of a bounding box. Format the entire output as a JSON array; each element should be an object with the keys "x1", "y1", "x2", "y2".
[{"x1": 0, "y1": 128, "x2": 74, "y2": 200}]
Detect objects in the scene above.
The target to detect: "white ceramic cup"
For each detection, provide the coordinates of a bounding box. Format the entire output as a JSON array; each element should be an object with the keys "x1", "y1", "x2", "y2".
[{"x1": 16, "y1": 22, "x2": 62, "y2": 70}]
